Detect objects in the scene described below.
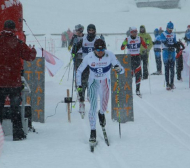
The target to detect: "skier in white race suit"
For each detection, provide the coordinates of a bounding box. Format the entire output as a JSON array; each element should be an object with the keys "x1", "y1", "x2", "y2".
[{"x1": 76, "y1": 39, "x2": 124, "y2": 143}]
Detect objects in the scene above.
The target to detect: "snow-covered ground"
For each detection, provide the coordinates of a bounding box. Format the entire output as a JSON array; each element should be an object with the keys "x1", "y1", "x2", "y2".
[{"x1": 1, "y1": 0, "x2": 190, "y2": 168}]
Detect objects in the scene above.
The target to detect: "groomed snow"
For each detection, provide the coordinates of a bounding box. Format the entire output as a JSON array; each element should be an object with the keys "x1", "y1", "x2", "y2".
[{"x1": 0, "y1": 0, "x2": 190, "y2": 168}]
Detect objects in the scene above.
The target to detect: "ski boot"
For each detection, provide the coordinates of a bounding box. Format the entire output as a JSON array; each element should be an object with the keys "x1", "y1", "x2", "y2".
[
  {"x1": 151, "y1": 71, "x2": 162, "y2": 75},
  {"x1": 166, "y1": 84, "x2": 171, "y2": 91},
  {"x1": 89, "y1": 130, "x2": 97, "y2": 152},
  {"x1": 79, "y1": 102, "x2": 85, "y2": 119},
  {"x1": 98, "y1": 111, "x2": 106, "y2": 127},
  {"x1": 136, "y1": 84, "x2": 141, "y2": 96},
  {"x1": 136, "y1": 90, "x2": 140, "y2": 95},
  {"x1": 170, "y1": 83, "x2": 176, "y2": 89}
]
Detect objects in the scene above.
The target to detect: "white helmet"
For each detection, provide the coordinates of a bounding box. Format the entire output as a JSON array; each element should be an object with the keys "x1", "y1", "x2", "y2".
[{"x1": 130, "y1": 27, "x2": 137, "y2": 34}]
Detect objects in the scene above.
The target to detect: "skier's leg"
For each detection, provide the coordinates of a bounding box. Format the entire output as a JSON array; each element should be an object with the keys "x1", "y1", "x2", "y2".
[
  {"x1": 155, "y1": 51, "x2": 162, "y2": 73},
  {"x1": 81, "y1": 66, "x2": 89, "y2": 102},
  {"x1": 98, "y1": 79, "x2": 110, "y2": 127},
  {"x1": 75, "y1": 58, "x2": 82, "y2": 91},
  {"x1": 134, "y1": 56, "x2": 142, "y2": 93},
  {"x1": 169, "y1": 52, "x2": 175, "y2": 87},
  {"x1": 142, "y1": 53, "x2": 148, "y2": 79},
  {"x1": 88, "y1": 79, "x2": 99, "y2": 131},
  {"x1": 163, "y1": 50, "x2": 169, "y2": 87}
]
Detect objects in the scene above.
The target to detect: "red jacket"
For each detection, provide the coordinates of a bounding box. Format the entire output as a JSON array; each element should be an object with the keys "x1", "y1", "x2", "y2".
[
  {"x1": 0, "y1": 30, "x2": 36, "y2": 88},
  {"x1": 67, "y1": 29, "x2": 73, "y2": 40}
]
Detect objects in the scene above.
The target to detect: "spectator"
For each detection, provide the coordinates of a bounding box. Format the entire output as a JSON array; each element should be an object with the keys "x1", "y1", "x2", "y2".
[
  {"x1": 67, "y1": 28, "x2": 73, "y2": 46},
  {"x1": 159, "y1": 27, "x2": 164, "y2": 35},
  {"x1": 152, "y1": 28, "x2": 162, "y2": 75},
  {"x1": 0, "y1": 20, "x2": 36, "y2": 141},
  {"x1": 61, "y1": 31, "x2": 68, "y2": 48},
  {"x1": 138, "y1": 25, "x2": 153, "y2": 79}
]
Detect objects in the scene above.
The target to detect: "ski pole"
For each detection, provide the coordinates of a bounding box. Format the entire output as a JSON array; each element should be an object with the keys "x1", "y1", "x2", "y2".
[
  {"x1": 59, "y1": 65, "x2": 70, "y2": 85},
  {"x1": 59, "y1": 59, "x2": 73, "y2": 84},
  {"x1": 67, "y1": 61, "x2": 71, "y2": 81},
  {"x1": 70, "y1": 64, "x2": 75, "y2": 112},
  {"x1": 148, "y1": 52, "x2": 152, "y2": 94},
  {"x1": 116, "y1": 73, "x2": 121, "y2": 138}
]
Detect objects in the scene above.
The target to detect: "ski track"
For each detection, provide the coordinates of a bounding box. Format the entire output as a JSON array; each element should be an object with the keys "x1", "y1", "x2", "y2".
[
  {"x1": 134, "y1": 97, "x2": 190, "y2": 151},
  {"x1": 79, "y1": 109, "x2": 131, "y2": 168}
]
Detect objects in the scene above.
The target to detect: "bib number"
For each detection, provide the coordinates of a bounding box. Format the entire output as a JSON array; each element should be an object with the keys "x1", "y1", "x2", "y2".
[{"x1": 95, "y1": 68, "x2": 103, "y2": 77}]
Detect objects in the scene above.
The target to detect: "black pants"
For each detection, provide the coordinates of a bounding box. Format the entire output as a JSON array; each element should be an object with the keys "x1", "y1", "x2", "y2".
[
  {"x1": 176, "y1": 55, "x2": 183, "y2": 80},
  {"x1": 164, "y1": 59, "x2": 175, "y2": 86},
  {"x1": 141, "y1": 53, "x2": 148, "y2": 79},
  {"x1": 75, "y1": 58, "x2": 89, "y2": 102},
  {"x1": 154, "y1": 51, "x2": 162, "y2": 72},
  {"x1": 0, "y1": 87, "x2": 22, "y2": 129},
  {"x1": 131, "y1": 55, "x2": 142, "y2": 91}
]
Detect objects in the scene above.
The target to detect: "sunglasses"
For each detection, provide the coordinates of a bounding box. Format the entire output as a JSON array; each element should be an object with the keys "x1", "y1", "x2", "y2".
[
  {"x1": 131, "y1": 30, "x2": 137, "y2": 33},
  {"x1": 167, "y1": 28, "x2": 173, "y2": 31},
  {"x1": 96, "y1": 49, "x2": 105, "y2": 52}
]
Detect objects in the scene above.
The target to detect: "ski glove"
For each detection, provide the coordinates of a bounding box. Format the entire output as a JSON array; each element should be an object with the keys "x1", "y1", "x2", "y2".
[
  {"x1": 77, "y1": 86, "x2": 82, "y2": 92},
  {"x1": 114, "y1": 65, "x2": 121, "y2": 73},
  {"x1": 77, "y1": 86, "x2": 83, "y2": 97},
  {"x1": 72, "y1": 54, "x2": 75, "y2": 58}
]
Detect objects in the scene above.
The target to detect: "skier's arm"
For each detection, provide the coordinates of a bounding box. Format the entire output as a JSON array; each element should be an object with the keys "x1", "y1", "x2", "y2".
[
  {"x1": 121, "y1": 38, "x2": 128, "y2": 50},
  {"x1": 76, "y1": 56, "x2": 88, "y2": 86},
  {"x1": 140, "y1": 37, "x2": 147, "y2": 49},
  {"x1": 111, "y1": 52, "x2": 124, "y2": 74},
  {"x1": 71, "y1": 39, "x2": 82, "y2": 56},
  {"x1": 69, "y1": 35, "x2": 77, "y2": 47}
]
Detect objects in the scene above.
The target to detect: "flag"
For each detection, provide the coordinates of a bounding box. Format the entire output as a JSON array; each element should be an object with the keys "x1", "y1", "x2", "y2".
[{"x1": 36, "y1": 48, "x2": 64, "y2": 77}]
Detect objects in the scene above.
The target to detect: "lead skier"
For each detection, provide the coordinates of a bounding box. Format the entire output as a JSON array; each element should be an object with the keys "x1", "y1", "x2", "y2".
[
  {"x1": 76, "y1": 39, "x2": 124, "y2": 146},
  {"x1": 72, "y1": 24, "x2": 100, "y2": 118}
]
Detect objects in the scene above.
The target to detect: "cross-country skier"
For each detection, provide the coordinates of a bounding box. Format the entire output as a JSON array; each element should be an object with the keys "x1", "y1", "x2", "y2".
[
  {"x1": 121, "y1": 27, "x2": 147, "y2": 95},
  {"x1": 76, "y1": 39, "x2": 124, "y2": 147},
  {"x1": 152, "y1": 28, "x2": 162, "y2": 75},
  {"x1": 160, "y1": 21, "x2": 177, "y2": 90},
  {"x1": 68, "y1": 24, "x2": 84, "y2": 52},
  {"x1": 71, "y1": 24, "x2": 100, "y2": 118}
]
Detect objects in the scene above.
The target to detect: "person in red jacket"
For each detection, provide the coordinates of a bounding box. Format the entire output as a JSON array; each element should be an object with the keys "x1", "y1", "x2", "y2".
[
  {"x1": 67, "y1": 28, "x2": 73, "y2": 45},
  {"x1": 0, "y1": 20, "x2": 36, "y2": 141}
]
